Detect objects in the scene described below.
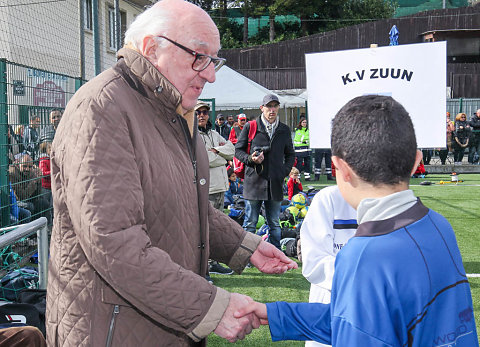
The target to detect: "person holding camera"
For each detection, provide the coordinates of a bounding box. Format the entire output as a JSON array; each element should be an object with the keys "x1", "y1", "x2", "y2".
[{"x1": 235, "y1": 94, "x2": 295, "y2": 249}]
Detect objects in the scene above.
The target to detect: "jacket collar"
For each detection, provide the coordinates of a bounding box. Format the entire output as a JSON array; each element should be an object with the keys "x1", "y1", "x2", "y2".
[
  {"x1": 117, "y1": 47, "x2": 196, "y2": 135},
  {"x1": 355, "y1": 199, "x2": 429, "y2": 237}
]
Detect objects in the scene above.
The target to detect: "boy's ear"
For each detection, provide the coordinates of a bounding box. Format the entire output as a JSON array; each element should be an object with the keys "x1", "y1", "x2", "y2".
[
  {"x1": 410, "y1": 150, "x2": 423, "y2": 176},
  {"x1": 332, "y1": 156, "x2": 354, "y2": 183}
]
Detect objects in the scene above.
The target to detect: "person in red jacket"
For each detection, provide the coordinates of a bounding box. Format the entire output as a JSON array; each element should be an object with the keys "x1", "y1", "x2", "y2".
[
  {"x1": 38, "y1": 141, "x2": 52, "y2": 223},
  {"x1": 287, "y1": 167, "x2": 303, "y2": 200},
  {"x1": 229, "y1": 113, "x2": 247, "y2": 144}
]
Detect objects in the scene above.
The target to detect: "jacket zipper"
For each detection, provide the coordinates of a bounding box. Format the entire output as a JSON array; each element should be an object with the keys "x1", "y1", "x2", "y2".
[{"x1": 105, "y1": 305, "x2": 120, "y2": 347}]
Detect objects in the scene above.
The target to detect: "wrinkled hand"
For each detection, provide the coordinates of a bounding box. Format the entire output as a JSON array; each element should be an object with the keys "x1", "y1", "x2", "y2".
[
  {"x1": 214, "y1": 293, "x2": 261, "y2": 343},
  {"x1": 234, "y1": 301, "x2": 269, "y2": 326},
  {"x1": 250, "y1": 240, "x2": 298, "y2": 274}
]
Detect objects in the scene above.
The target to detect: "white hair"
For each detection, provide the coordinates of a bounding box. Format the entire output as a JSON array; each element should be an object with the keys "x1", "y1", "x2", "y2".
[
  {"x1": 124, "y1": 3, "x2": 173, "y2": 51},
  {"x1": 124, "y1": 0, "x2": 209, "y2": 52}
]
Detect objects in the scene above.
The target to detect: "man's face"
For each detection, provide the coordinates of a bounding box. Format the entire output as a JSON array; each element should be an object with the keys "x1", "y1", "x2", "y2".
[
  {"x1": 227, "y1": 116, "x2": 234, "y2": 125},
  {"x1": 148, "y1": 18, "x2": 221, "y2": 111},
  {"x1": 196, "y1": 107, "x2": 209, "y2": 127},
  {"x1": 260, "y1": 102, "x2": 280, "y2": 124},
  {"x1": 217, "y1": 116, "x2": 225, "y2": 126},
  {"x1": 20, "y1": 156, "x2": 33, "y2": 173},
  {"x1": 238, "y1": 118, "x2": 246, "y2": 127},
  {"x1": 50, "y1": 111, "x2": 62, "y2": 128},
  {"x1": 476, "y1": 109, "x2": 480, "y2": 118}
]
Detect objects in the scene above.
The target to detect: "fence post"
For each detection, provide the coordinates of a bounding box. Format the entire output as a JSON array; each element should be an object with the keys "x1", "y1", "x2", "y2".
[
  {"x1": 0, "y1": 59, "x2": 9, "y2": 227},
  {"x1": 459, "y1": 98, "x2": 463, "y2": 113},
  {"x1": 37, "y1": 222, "x2": 49, "y2": 289}
]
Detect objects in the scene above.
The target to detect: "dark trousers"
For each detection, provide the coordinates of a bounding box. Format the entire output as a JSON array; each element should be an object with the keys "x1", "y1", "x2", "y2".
[
  {"x1": 438, "y1": 149, "x2": 449, "y2": 165},
  {"x1": 314, "y1": 149, "x2": 332, "y2": 178},
  {"x1": 295, "y1": 154, "x2": 311, "y2": 174},
  {"x1": 422, "y1": 149, "x2": 432, "y2": 165}
]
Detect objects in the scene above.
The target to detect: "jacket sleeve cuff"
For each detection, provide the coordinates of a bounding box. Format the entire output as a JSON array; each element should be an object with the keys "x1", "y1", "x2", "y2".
[
  {"x1": 228, "y1": 232, "x2": 262, "y2": 274},
  {"x1": 187, "y1": 287, "x2": 231, "y2": 342}
]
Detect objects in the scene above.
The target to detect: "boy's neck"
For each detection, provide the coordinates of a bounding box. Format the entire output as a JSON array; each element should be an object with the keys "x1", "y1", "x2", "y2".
[{"x1": 350, "y1": 182, "x2": 409, "y2": 210}]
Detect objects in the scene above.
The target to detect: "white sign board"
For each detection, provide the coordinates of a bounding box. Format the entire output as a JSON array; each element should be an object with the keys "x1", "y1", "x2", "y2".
[{"x1": 306, "y1": 41, "x2": 446, "y2": 148}]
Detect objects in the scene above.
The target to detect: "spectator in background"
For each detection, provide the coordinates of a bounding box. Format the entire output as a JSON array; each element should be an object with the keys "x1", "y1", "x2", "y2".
[
  {"x1": 439, "y1": 112, "x2": 455, "y2": 165},
  {"x1": 196, "y1": 101, "x2": 236, "y2": 278},
  {"x1": 314, "y1": 149, "x2": 334, "y2": 181},
  {"x1": 38, "y1": 142, "x2": 53, "y2": 222},
  {"x1": 9, "y1": 154, "x2": 50, "y2": 224},
  {"x1": 227, "y1": 115, "x2": 235, "y2": 128},
  {"x1": 468, "y1": 108, "x2": 480, "y2": 164},
  {"x1": 215, "y1": 113, "x2": 230, "y2": 140},
  {"x1": 421, "y1": 148, "x2": 432, "y2": 165},
  {"x1": 7, "y1": 125, "x2": 22, "y2": 165},
  {"x1": 23, "y1": 115, "x2": 40, "y2": 160},
  {"x1": 9, "y1": 182, "x2": 31, "y2": 224},
  {"x1": 40, "y1": 109, "x2": 62, "y2": 143},
  {"x1": 294, "y1": 117, "x2": 311, "y2": 181},
  {"x1": 287, "y1": 167, "x2": 303, "y2": 201},
  {"x1": 229, "y1": 113, "x2": 247, "y2": 144},
  {"x1": 412, "y1": 159, "x2": 427, "y2": 178},
  {"x1": 224, "y1": 167, "x2": 243, "y2": 208},
  {"x1": 453, "y1": 113, "x2": 471, "y2": 165},
  {"x1": 235, "y1": 94, "x2": 295, "y2": 249}
]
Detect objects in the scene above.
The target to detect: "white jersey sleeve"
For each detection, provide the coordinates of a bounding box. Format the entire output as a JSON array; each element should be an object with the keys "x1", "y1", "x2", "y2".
[{"x1": 301, "y1": 186, "x2": 357, "y2": 295}]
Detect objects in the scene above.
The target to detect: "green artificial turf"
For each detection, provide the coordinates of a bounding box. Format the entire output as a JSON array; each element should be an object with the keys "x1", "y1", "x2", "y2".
[{"x1": 208, "y1": 173, "x2": 480, "y2": 346}]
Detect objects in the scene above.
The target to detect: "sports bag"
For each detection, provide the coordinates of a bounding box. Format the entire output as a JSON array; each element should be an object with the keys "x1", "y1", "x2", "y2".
[{"x1": 233, "y1": 120, "x2": 257, "y2": 179}]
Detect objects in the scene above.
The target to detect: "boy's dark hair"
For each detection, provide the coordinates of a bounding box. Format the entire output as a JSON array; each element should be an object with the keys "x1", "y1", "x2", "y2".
[
  {"x1": 331, "y1": 95, "x2": 417, "y2": 185},
  {"x1": 227, "y1": 167, "x2": 234, "y2": 178}
]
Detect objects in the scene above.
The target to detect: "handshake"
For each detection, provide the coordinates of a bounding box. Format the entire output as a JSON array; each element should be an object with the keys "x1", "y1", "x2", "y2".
[{"x1": 214, "y1": 293, "x2": 268, "y2": 343}]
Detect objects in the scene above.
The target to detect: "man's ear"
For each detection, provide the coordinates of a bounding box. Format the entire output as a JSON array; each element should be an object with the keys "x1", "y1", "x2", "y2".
[
  {"x1": 410, "y1": 150, "x2": 423, "y2": 176},
  {"x1": 141, "y1": 36, "x2": 158, "y2": 64},
  {"x1": 259, "y1": 105, "x2": 264, "y2": 112}
]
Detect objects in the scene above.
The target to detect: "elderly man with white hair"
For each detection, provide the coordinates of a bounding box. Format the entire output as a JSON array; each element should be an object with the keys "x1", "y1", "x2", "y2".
[{"x1": 45, "y1": 1, "x2": 297, "y2": 346}]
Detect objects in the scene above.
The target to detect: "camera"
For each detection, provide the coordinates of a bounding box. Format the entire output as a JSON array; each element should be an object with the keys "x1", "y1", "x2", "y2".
[{"x1": 253, "y1": 146, "x2": 270, "y2": 156}]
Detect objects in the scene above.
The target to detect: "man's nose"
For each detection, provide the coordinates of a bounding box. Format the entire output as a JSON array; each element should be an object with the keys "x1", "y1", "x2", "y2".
[{"x1": 198, "y1": 62, "x2": 216, "y2": 83}]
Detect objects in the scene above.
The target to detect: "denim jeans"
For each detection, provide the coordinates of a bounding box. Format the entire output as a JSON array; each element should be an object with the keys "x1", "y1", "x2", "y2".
[{"x1": 244, "y1": 199, "x2": 282, "y2": 249}]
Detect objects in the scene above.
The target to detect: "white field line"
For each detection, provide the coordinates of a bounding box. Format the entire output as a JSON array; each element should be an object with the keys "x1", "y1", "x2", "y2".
[{"x1": 467, "y1": 274, "x2": 480, "y2": 278}]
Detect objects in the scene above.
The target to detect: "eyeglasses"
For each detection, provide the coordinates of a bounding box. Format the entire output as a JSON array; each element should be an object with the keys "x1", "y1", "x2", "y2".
[
  {"x1": 196, "y1": 110, "x2": 209, "y2": 116},
  {"x1": 217, "y1": 118, "x2": 225, "y2": 121},
  {"x1": 156, "y1": 36, "x2": 226, "y2": 72}
]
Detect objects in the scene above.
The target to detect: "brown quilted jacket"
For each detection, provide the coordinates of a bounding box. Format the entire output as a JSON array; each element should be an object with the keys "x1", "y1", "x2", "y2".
[{"x1": 46, "y1": 48, "x2": 261, "y2": 346}]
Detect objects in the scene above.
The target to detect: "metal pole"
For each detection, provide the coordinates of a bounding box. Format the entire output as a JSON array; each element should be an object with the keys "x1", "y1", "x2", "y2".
[
  {"x1": 0, "y1": 59, "x2": 9, "y2": 227},
  {"x1": 37, "y1": 223, "x2": 49, "y2": 289},
  {"x1": 78, "y1": 0, "x2": 85, "y2": 81},
  {"x1": 114, "y1": 0, "x2": 121, "y2": 51},
  {"x1": 92, "y1": 0, "x2": 101, "y2": 75}
]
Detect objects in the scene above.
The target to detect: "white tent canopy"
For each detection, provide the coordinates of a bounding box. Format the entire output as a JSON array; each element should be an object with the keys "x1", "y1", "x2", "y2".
[{"x1": 200, "y1": 66, "x2": 305, "y2": 110}]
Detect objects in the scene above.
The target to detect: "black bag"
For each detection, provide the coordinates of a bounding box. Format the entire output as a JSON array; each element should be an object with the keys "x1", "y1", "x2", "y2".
[
  {"x1": 0, "y1": 302, "x2": 45, "y2": 336},
  {"x1": 0, "y1": 267, "x2": 39, "y2": 301}
]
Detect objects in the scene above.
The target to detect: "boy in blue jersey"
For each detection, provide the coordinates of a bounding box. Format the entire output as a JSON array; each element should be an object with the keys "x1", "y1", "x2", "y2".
[{"x1": 235, "y1": 95, "x2": 478, "y2": 347}]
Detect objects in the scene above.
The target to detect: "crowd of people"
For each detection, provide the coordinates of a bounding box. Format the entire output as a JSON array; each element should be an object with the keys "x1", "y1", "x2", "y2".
[
  {"x1": 6, "y1": 110, "x2": 61, "y2": 226},
  {"x1": 421, "y1": 109, "x2": 480, "y2": 166}
]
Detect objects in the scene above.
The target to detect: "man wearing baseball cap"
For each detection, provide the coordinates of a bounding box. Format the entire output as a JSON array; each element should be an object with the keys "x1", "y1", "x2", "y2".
[
  {"x1": 234, "y1": 94, "x2": 295, "y2": 249},
  {"x1": 229, "y1": 113, "x2": 248, "y2": 144},
  {"x1": 215, "y1": 113, "x2": 230, "y2": 140}
]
